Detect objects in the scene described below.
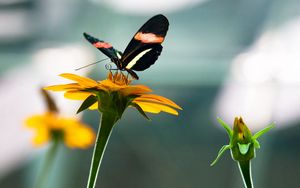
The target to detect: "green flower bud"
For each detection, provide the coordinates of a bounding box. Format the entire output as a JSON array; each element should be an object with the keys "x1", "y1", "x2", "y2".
[
  {"x1": 211, "y1": 116, "x2": 274, "y2": 165},
  {"x1": 231, "y1": 117, "x2": 255, "y2": 161},
  {"x1": 211, "y1": 116, "x2": 275, "y2": 188}
]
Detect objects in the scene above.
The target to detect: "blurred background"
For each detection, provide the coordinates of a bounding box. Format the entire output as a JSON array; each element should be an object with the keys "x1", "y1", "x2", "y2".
[{"x1": 1, "y1": 0, "x2": 300, "y2": 187}]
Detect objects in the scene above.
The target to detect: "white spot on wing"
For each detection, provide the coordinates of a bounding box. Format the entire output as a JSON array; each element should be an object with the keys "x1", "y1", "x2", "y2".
[
  {"x1": 125, "y1": 48, "x2": 152, "y2": 69},
  {"x1": 116, "y1": 51, "x2": 122, "y2": 59}
]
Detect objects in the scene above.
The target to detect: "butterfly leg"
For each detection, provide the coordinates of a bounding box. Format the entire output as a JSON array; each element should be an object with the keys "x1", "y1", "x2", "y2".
[{"x1": 125, "y1": 68, "x2": 139, "y2": 80}]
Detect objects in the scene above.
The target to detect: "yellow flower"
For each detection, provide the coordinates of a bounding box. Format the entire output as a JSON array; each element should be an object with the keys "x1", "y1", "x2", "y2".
[
  {"x1": 45, "y1": 72, "x2": 182, "y2": 116},
  {"x1": 25, "y1": 112, "x2": 95, "y2": 149},
  {"x1": 45, "y1": 72, "x2": 182, "y2": 188}
]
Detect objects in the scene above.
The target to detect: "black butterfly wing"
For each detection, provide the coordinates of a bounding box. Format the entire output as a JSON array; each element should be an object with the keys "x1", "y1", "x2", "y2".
[
  {"x1": 83, "y1": 32, "x2": 119, "y2": 60},
  {"x1": 121, "y1": 14, "x2": 169, "y2": 71},
  {"x1": 123, "y1": 44, "x2": 162, "y2": 71}
]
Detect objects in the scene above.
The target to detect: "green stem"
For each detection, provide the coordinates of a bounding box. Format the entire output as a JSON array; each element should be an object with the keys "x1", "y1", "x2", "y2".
[
  {"x1": 86, "y1": 113, "x2": 118, "y2": 188},
  {"x1": 35, "y1": 140, "x2": 59, "y2": 188},
  {"x1": 238, "y1": 160, "x2": 253, "y2": 188}
]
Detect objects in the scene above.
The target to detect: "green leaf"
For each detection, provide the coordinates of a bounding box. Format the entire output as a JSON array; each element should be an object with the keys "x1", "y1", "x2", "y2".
[
  {"x1": 217, "y1": 117, "x2": 233, "y2": 139},
  {"x1": 253, "y1": 139, "x2": 260, "y2": 149},
  {"x1": 252, "y1": 123, "x2": 275, "y2": 140},
  {"x1": 76, "y1": 95, "x2": 97, "y2": 114},
  {"x1": 131, "y1": 103, "x2": 151, "y2": 120},
  {"x1": 210, "y1": 145, "x2": 231, "y2": 166},
  {"x1": 237, "y1": 143, "x2": 251, "y2": 155}
]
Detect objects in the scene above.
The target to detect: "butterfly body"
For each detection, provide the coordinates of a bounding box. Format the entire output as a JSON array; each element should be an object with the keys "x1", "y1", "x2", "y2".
[{"x1": 83, "y1": 14, "x2": 169, "y2": 79}]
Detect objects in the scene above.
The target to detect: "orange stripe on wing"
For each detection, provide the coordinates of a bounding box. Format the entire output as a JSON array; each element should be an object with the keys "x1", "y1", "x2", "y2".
[
  {"x1": 93, "y1": 42, "x2": 112, "y2": 48},
  {"x1": 134, "y1": 32, "x2": 164, "y2": 43}
]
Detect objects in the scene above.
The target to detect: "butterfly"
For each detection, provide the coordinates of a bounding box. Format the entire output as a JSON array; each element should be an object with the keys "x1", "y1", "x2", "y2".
[{"x1": 83, "y1": 14, "x2": 169, "y2": 80}]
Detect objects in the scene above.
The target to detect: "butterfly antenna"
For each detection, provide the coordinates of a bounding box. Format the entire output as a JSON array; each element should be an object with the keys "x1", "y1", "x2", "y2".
[
  {"x1": 105, "y1": 63, "x2": 113, "y2": 76},
  {"x1": 75, "y1": 58, "x2": 109, "y2": 71}
]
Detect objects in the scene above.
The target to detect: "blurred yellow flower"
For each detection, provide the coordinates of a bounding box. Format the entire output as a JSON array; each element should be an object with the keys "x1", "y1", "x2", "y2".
[
  {"x1": 45, "y1": 72, "x2": 182, "y2": 116},
  {"x1": 25, "y1": 112, "x2": 95, "y2": 149}
]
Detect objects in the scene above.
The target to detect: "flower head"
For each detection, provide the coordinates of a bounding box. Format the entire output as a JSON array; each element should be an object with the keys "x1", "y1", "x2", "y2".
[
  {"x1": 25, "y1": 112, "x2": 95, "y2": 148},
  {"x1": 45, "y1": 71, "x2": 182, "y2": 188},
  {"x1": 45, "y1": 72, "x2": 182, "y2": 118},
  {"x1": 211, "y1": 116, "x2": 274, "y2": 166},
  {"x1": 25, "y1": 90, "x2": 95, "y2": 149}
]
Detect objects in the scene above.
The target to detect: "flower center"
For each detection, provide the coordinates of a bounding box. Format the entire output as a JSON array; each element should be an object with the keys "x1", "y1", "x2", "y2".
[
  {"x1": 108, "y1": 71, "x2": 132, "y2": 85},
  {"x1": 51, "y1": 129, "x2": 64, "y2": 141}
]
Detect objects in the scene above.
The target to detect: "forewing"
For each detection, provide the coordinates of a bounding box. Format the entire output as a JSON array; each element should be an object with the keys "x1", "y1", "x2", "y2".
[
  {"x1": 83, "y1": 32, "x2": 118, "y2": 59},
  {"x1": 124, "y1": 44, "x2": 163, "y2": 71},
  {"x1": 121, "y1": 14, "x2": 169, "y2": 67}
]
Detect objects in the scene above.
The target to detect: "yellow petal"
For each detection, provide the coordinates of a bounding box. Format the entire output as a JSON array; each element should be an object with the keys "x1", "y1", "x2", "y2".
[
  {"x1": 59, "y1": 73, "x2": 98, "y2": 88},
  {"x1": 121, "y1": 85, "x2": 152, "y2": 96},
  {"x1": 134, "y1": 101, "x2": 179, "y2": 115},
  {"x1": 100, "y1": 79, "x2": 124, "y2": 90},
  {"x1": 44, "y1": 83, "x2": 82, "y2": 91},
  {"x1": 134, "y1": 102, "x2": 160, "y2": 113},
  {"x1": 25, "y1": 113, "x2": 57, "y2": 128},
  {"x1": 88, "y1": 102, "x2": 98, "y2": 110},
  {"x1": 25, "y1": 115, "x2": 44, "y2": 128},
  {"x1": 32, "y1": 128, "x2": 50, "y2": 146},
  {"x1": 96, "y1": 84, "x2": 110, "y2": 92},
  {"x1": 134, "y1": 94, "x2": 182, "y2": 110},
  {"x1": 64, "y1": 124, "x2": 95, "y2": 149},
  {"x1": 64, "y1": 91, "x2": 94, "y2": 100},
  {"x1": 25, "y1": 114, "x2": 51, "y2": 146}
]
